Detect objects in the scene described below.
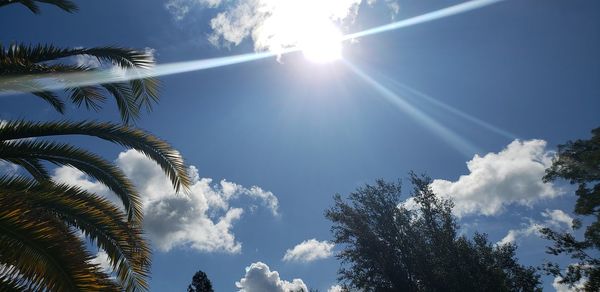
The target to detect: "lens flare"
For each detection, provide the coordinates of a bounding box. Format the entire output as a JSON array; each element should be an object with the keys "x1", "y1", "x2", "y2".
[
  {"x1": 343, "y1": 0, "x2": 505, "y2": 41},
  {"x1": 379, "y1": 76, "x2": 517, "y2": 140},
  {"x1": 343, "y1": 61, "x2": 481, "y2": 157}
]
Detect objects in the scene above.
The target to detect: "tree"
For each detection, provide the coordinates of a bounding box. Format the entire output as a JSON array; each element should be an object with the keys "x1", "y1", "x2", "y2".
[
  {"x1": 0, "y1": 1, "x2": 191, "y2": 290},
  {"x1": 325, "y1": 173, "x2": 541, "y2": 292},
  {"x1": 187, "y1": 270, "x2": 214, "y2": 292},
  {"x1": 541, "y1": 127, "x2": 600, "y2": 291}
]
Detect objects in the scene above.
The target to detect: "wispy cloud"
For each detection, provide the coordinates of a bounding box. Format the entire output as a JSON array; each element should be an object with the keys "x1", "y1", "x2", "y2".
[{"x1": 499, "y1": 209, "x2": 574, "y2": 245}]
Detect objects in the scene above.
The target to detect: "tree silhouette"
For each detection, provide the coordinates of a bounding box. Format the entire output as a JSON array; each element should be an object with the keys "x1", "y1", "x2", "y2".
[
  {"x1": 187, "y1": 270, "x2": 214, "y2": 292},
  {"x1": 325, "y1": 173, "x2": 541, "y2": 292}
]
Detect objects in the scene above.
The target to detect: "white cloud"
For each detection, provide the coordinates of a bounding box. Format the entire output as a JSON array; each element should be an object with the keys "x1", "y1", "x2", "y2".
[
  {"x1": 236, "y1": 262, "x2": 307, "y2": 292},
  {"x1": 89, "y1": 250, "x2": 112, "y2": 273},
  {"x1": 166, "y1": 0, "x2": 399, "y2": 55},
  {"x1": 553, "y1": 274, "x2": 586, "y2": 292},
  {"x1": 498, "y1": 220, "x2": 543, "y2": 246},
  {"x1": 499, "y1": 209, "x2": 574, "y2": 245},
  {"x1": 430, "y1": 139, "x2": 561, "y2": 217},
  {"x1": 328, "y1": 285, "x2": 344, "y2": 292},
  {"x1": 282, "y1": 239, "x2": 334, "y2": 263},
  {"x1": 543, "y1": 209, "x2": 574, "y2": 228},
  {"x1": 52, "y1": 149, "x2": 279, "y2": 253},
  {"x1": 166, "y1": 0, "x2": 223, "y2": 20}
]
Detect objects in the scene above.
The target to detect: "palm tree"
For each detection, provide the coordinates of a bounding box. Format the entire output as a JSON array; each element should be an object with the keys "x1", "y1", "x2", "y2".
[
  {"x1": 0, "y1": 1, "x2": 189, "y2": 290},
  {"x1": 0, "y1": 120, "x2": 191, "y2": 290}
]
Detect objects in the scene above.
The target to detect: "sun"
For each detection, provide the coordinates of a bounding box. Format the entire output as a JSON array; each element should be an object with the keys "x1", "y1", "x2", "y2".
[{"x1": 299, "y1": 21, "x2": 343, "y2": 63}]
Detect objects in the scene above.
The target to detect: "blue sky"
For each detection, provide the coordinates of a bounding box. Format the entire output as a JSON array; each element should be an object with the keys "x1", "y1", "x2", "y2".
[{"x1": 1, "y1": 0, "x2": 600, "y2": 291}]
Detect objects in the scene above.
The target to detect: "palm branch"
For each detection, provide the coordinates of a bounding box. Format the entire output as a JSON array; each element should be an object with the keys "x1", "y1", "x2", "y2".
[
  {"x1": 0, "y1": 194, "x2": 120, "y2": 291},
  {"x1": 0, "y1": 120, "x2": 191, "y2": 222},
  {"x1": 0, "y1": 44, "x2": 159, "y2": 123},
  {"x1": 0, "y1": 0, "x2": 77, "y2": 14},
  {"x1": 0, "y1": 120, "x2": 190, "y2": 192},
  {"x1": 0, "y1": 176, "x2": 150, "y2": 291}
]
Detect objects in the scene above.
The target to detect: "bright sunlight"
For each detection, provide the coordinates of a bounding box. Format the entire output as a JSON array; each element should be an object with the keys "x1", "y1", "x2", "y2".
[{"x1": 300, "y1": 21, "x2": 343, "y2": 63}]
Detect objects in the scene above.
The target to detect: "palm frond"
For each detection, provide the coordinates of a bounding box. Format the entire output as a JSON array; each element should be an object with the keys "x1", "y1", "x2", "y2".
[
  {"x1": 0, "y1": 0, "x2": 77, "y2": 14},
  {"x1": 0, "y1": 140, "x2": 143, "y2": 221},
  {"x1": 0, "y1": 44, "x2": 160, "y2": 123},
  {"x1": 0, "y1": 176, "x2": 151, "y2": 291},
  {"x1": 3, "y1": 157, "x2": 50, "y2": 181},
  {"x1": 31, "y1": 89, "x2": 65, "y2": 113},
  {"x1": 0, "y1": 202, "x2": 117, "y2": 291},
  {"x1": 1, "y1": 44, "x2": 153, "y2": 68},
  {"x1": 0, "y1": 120, "x2": 191, "y2": 192},
  {"x1": 68, "y1": 85, "x2": 107, "y2": 112},
  {"x1": 101, "y1": 82, "x2": 140, "y2": 123},
  {"x1": 130, "y1": 77, "x2": 160, "y2": 112}
]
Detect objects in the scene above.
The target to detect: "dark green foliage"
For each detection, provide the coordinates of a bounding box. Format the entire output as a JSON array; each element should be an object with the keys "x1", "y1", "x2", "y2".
[
  {"x1": 187, "y1": 270, "x2": 214, "y2": 292},
  {"x1": 541, "y1": 127, "x2": 600, "y2": 291},
  {"x1": 325, "y1": 173, "x2": 541, "y2": 292}
]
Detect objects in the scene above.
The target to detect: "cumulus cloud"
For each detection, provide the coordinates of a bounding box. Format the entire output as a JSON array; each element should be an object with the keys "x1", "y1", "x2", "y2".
[
  {"x1": 52, "y1": 149, "x2": 279, "y2": 253},
  {"x1": 430, "y1": 139, "x2": 561, "y2": 217},
  {"x1": 282, "y1": 239, "x2": 334, "y2": 263},
  {"x1": 165, "y1": 0, "x2": 399, "y2": 53},
  {"x1": 236, "y1": 262, "x2": 307, "y2": 292},
  {"x1": 499, "y1": 209, "x2": 574, "y2": 245}
]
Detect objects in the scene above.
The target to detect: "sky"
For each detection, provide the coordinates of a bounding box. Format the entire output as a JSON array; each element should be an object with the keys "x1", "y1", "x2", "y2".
[{"x1": 1, "y1": 0, "x2": 600, "y2": 291}]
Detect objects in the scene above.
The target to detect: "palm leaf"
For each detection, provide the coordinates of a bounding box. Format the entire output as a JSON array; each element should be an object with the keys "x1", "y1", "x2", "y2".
[
  {"x1": 0, "y1": 120, "x2": 191, "y2": 192},
  {"x1": 0, "y1": 176, "x2": 151, "y2": 291},
  {"x1": 3, "y1": 157, "x2": 50, "y2": 181},
  {"x1": 1, "y1": 44, "x2": 153, "y2": 69},
  {"x1": 101, "y1": 82, "x2": 140, "y2": 123},
  {"x1": 0, "y1": 44, "x2": 160, "y2": 123},
  {"x1": 0, "y1": 202, "x2": 117, "y2": 291},
  {"x1": 0, "y1": 139, "x2": 143, "y2": 221}
]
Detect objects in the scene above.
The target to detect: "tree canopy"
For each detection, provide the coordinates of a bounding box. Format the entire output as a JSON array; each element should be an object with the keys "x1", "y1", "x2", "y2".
[
  {"x1": 325, "y1": 173, "x2": 541, "y2": 292},
  {"x1": 541, "y1": 126, "x2": 600, "y2": 291},
  {"x1": 187, "y1": 270, "x2": 214, "y2": 292}
]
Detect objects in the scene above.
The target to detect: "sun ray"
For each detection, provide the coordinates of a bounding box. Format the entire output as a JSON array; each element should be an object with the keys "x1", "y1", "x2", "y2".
[
  {"x1": 377, "y1": 75, "x2": 518, "y2": 140},
  {"x1": 343, "y1": 0, "x2": 505, "y2": 41},
  {"x1": 343, "y1": 60, "x2": 481, "y2": 157}
]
